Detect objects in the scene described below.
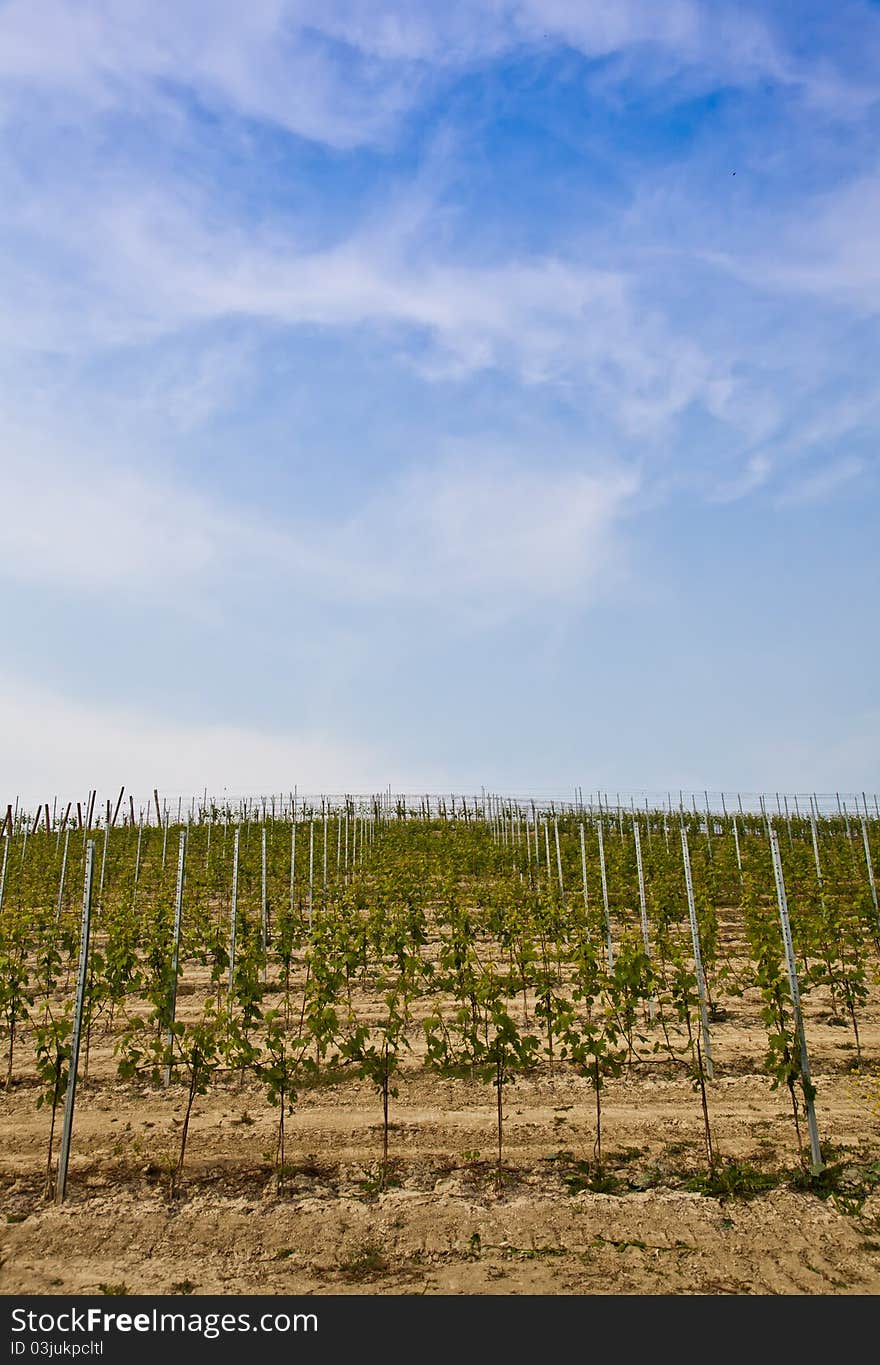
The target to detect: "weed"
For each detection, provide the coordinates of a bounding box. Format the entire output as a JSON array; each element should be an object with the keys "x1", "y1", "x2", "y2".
[
  {"x1": 684, "y1": 1160, "x2": 777, "y2": 1201},
  {"x1": 338, "y1": 1241, "x2": 388, "y2": 1282},
  {"x1": 789, "y1": 1156, "x2": 880, "y2": 1213},
  {"x1": 355, "y1": 1162, "x2": 401, "y2": 1199},
  {"x1": 564, "y1": 1161, "x2": 626, "y2": 1195}
]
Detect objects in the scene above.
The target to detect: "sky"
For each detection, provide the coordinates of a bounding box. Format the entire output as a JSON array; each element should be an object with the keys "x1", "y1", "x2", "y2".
[{"x1": 1, "y1": 0, "x2": 879, "y2": 807}]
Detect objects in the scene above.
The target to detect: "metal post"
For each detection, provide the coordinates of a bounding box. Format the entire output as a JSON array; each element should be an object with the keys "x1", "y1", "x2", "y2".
[
  {"x1": 164, "y1": 831, "x2": 187, "y2": 1086},
  {"x1": 0, "y1": 835, "x2": 9, "y2": 915},
  {"x1": 759, "y1": 793, "x2": 770, "y2": 838},
  {"x1": 809, "y1": 799, "x2": 823, "y2": 888},
  {"x1": 261, "y1": 826, "x2": 268, "y2": 984},
  {"x1": 228, "y1": 826, "x2": 240, "y2": 1001},
  {"x1": 55, "y1": 829, "x2": 70, "y2": 922},
  {"x1": 633, "y1": 820, "x2": 655, "y2": 1018},
  {"x1": 578, "y1": 823, "x2": 590, "y2": 934},
  {"x1": 322, "y1": 802, "x2": 328, "y2": 895},
  {"x1": 130, "y1": 815, "x2": 144, "y2": 912},
  {"x1": 289, "y1": 818, "x2": 297, "y2": 915},
  {"x1": 769, "y1": 830, "x2": 823, "y2": 1174},
  {"x1": 597, "y1": 819, "x2": 614, "y2": 970},
  {"x1": 861, "y1": 816, "x2": 879, "y2": 937},
  {"x1": 97, "y1": 823, "x2": 109, "y2": 913},
  {"x1": 308, "y1": 820, "x2": 314, "y2": 931},
  {"x1": 56, "y1": 841, "x2": 94, "y2": 1203},
  {"x1": 553, "y1": 818, "x2": 564, "y2": 897},
  {"x1": 681, "y1": 826, "x2": 713, "y2": 1080}
]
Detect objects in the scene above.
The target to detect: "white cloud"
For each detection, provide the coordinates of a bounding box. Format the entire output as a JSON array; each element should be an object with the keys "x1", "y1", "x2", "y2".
[
  {"x1": 0, "y1": 423, "x2": 261, "y2": 592},
  {"x1": 702, "y1": 170, "x2": 880, "y2": 312},
  {"x1": 0, "y1": 3, "x2": 874, "y2": 535},
  {"x1": 0, "y1": 1, "x2": 416, "y2": 148},
  {"x1": 0, "y1": 672, "x2": 394, "y2": 805},
  {"x1": 0, "y1": 429, "x2": 637, "y2": 614},
  {"x1": 0, "y1": 1, "x2": 844, "y2": 151},
  {"x1": 0, "y1": 164, "x2": 733, "y2": 435},
  {"x1": 710, "y1": 452, "x2": 773, "y2": 503},
  {"x1": 777, "y1": 455, "x2": 865, "y2": 505},
  {"x1": 336, "y1": 454, "x2": 638, "y2": 611}
]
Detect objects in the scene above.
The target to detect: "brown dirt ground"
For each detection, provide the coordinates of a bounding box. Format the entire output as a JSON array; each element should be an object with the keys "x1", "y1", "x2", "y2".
[{"x1": 2, "y1": 957, "x2": 880, "y2": 1296}]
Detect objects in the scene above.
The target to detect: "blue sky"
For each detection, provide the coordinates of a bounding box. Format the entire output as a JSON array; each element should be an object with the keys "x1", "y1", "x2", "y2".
[{"x1": 1, "y1": 0, "x2": 878, "y2": 805}]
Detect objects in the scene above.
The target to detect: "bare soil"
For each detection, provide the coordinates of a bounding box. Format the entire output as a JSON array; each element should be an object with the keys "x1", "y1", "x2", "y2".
[{"x1": 3, "y1": 968, "x2": 880, "y2": 1296}]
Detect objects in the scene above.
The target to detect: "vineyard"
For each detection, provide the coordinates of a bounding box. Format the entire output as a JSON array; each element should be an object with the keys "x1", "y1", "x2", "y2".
[{"x1": 2, "y1": 792, "x2": 880, "y2": 1295}]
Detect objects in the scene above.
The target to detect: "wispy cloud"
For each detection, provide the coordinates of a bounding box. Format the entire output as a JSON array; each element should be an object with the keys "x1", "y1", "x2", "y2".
[
  {"x1": 710, "y1": 452, "x2": 773, "y2": 503},
  {"x1": 0, "y1": 672, "x2": 395, "y2": 804},
  {"x1": 777, "y1": 455, "x2": 866, "y2": 505},
  {"x1": 0, "y1": 1, "x2": 841, "y2": 150},
  {"x1": 0, "y1": 160, "x2": 735, "y2": 434},
  {"x1": 335, "y1": 454, "x2": 638, "y2": 612},
  {"x1": 704, "y1": 169, "x2": 880, "y2": 312},
  {"x1": 0, "y1": 431, "x2": 637, "y2": 616},
  {"x1": 0, "y1": 2, "x2": 877, "y2": 793}
]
